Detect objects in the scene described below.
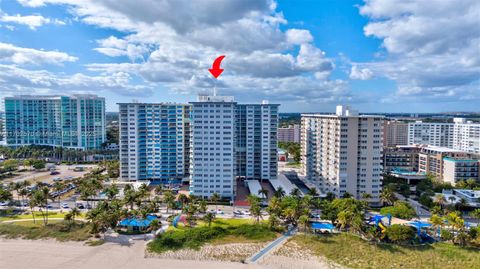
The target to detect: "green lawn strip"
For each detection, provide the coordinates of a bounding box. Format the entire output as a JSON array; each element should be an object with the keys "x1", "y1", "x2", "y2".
[
  {"x1": 148, "y1": 218, "x2": 277, "y2": 253},
  {"x1": 292, "y1": 234, "x2": 480, "y2": 269},
  {"x1": 0, "y1": 211, "x2": 85, "y2": 222},
  {"x1": 0, "y1": 220, "x2": 91, "y2": 241}
]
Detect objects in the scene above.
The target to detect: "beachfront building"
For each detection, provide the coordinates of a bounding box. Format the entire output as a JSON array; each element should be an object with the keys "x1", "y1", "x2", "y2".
[
  {"x1": 300, "y1": 105, "x2": 383, "y2": 203},
  {"x1": 4, "y1": 95, "x2": 105, "y2": 149},
  {"x1": 278, "y1": 124, "x2": 300, "y2": 143},
  {"x1": 189, "y1": 95, "x2": 279, "y2": 199},
  {"x1": 118, "y1": 103, "x2": 190, "y2": 182},
  {"x1": 383, "y1": 120, "x2": 408, "y2": 147}
]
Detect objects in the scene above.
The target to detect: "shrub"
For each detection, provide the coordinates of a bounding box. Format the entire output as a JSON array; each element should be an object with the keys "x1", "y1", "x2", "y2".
[
  {"x1": 441, "y1": 229, "x2": 454, "y2": 241},
  {"x1": 380, "y1": 201, "x2": 417, "y2": 220},
  {"x1": 385, "y1": 224, "x2": 415, "y2": 244}
]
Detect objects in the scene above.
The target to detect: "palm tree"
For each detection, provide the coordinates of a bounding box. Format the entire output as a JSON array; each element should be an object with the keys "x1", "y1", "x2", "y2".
[
  {"x1": 53, "y1": 181, "x2": 65, "y2": 209},
  {"x1": 41, "y1": 186, "x2": 51, "y2": 225},
  {"x1": 290, "y1": 188, "x2": 301, "y2": 198},
  {"x1": 430, "y1": 214, "x2": 443, "y2": 239},
  {"x1": 299, "y1": 215, "x2": 309, "y2": 232},
  {"x1": 434, "y1": 194, "x2": 447, "y2": 209},
  {"x1": 123, "y1": 189, "x2": 138, "y2": 210},
  {"x1": 154, "y1": 185, "x2": 163, "y2": 196},
  {"x1": 273, "y1": 187, "x2": 286, "y2": 198},
  {"x1": 70, "y1": 207, "x2": 81, "y2": 223},
  {"x1": 308, "y1": 188, "x2": 319, "y2": 197},
  {"x1": 247, "y1": 195, "x2": 262, "y2": 223},
  {"x1": 203, "y1": 212, "x2": 215, "y2": 227},
  {"x1": 199, "y1": 199, "x2": 208, "y2": 213},
  {"x1": 380, "y1": 188, "x2": 397, "y2": 206},
  {"x1": 163, "y1": 190, "x2": 175, "y2": 213},
  {"x1": 258, "y1": 188, "x2": 268, "y2": 199},
  {"x1": 18, "y1": 188, "x2": 28, "y2": 209},
  {"x1": 210, "y1": 192, "x2": 221, "y2": 211},
  {"x1": 104, "y1": 184, "x2": 119, "y2": 201},
  {"x1": 178, "y1": 194, "x2": 189, "y2": 210}
]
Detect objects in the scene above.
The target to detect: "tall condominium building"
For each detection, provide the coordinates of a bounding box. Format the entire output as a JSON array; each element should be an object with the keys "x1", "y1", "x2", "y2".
[
  {"x1": 453, "y1": 118, "x2": 480, "y2": 154},
  {"x1": 383, "y1": 120, "x2": 408, "y2": 147},
  {"x1": 408, "y1": 119, "x2": 480, "y2": 154},
  {"x1": 278, "y1": 124, "x2": 300, "y2": 143},
  {"x1": 408, "y1": 121, "x2": 454, "y2": 148},
  {"x1": 301, "y1": 105, "x2": 383, "y2": 203},
  {"x1": 4, "y1": 95, "x2": 105, "y2": 149},
  {"x1": 0, "y1": 112, "x2": 4, "y2": 141},
  {"x1": 189, "y1": 95, "x2": 278, "y2": 199},
  {"x1": 118, "y1": 103, "x2": 190, "y2": 182}
]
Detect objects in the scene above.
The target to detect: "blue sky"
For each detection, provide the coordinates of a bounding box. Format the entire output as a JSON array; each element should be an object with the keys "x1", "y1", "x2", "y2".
[{"x1": 0, "y1": 0, "x2": 478, "y2": 112}]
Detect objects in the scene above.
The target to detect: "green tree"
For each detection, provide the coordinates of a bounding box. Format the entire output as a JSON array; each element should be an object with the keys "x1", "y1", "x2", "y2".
[
  {"x1": 2, "y1": 159, "x2": 19, "y2": 171},
  {"x1": 380, "y1": 201, "x2": 417, "y2": 220},
  {"x1": 210, "y1": 192, "x2": 221, "y2": 211},
  {"x1": 380, "y1": 188, "x2": 397, "y2": 206},
  {"x1": 163, "y1": 190, "x2": 175, "y2": 213},
  {"x1": 299, "y1": 214, "x2": 310, "y2": 232},
  {"x1": 470, "y1": 209, "x2": 480, "y2": 219},
  {"x1": 386, "y1": 224, "x2": 415, "y2": 244},
  {"x1": 273, "y1": 187, "x2": 286, "y2": 198},
  {"x1": 247, "y1": 195, "x2": 262, "y2": 223},
  {"x1": 31, "y1": 159, "x2": 46, "y2": 170},
  {"x1": 430, "y1": 214, "x2": 443, "y2": 240},
  {"x1": 203, "y1": 212, "x2": 215, "y2": 227},
  {"x1": 0, "y1": 186, "x2": 12, "y2": 202},
  {"x1": 258, "y1": 188, "x2": 269, "y2": 199}
]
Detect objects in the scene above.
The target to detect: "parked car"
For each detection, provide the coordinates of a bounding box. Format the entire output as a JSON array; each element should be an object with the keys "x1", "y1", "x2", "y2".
[
  {"x1": 50, "y1": 171, "x2": 60, "y2": 175},
  {"x1": 61, "y1": 203, "x2": 69, "y2": 209},
  {"x1": 0, "y1": 201, "x2": 9, "y2": 206}
]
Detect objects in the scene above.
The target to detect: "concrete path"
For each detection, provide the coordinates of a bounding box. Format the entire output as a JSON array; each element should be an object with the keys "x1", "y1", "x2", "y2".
[{"x1": 247, "y1": 227, "x2": 296, "y2": 263}]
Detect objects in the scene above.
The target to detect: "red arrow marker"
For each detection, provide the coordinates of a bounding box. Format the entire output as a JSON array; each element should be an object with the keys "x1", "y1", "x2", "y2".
[{"x1": 209, "y1": 55, "x2": 225, "y2": 79}]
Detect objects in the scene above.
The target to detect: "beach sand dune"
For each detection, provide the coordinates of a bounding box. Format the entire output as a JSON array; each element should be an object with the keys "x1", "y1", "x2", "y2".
[{"x1": 0, "y1": 239, "x2": 266, "y2": 269}]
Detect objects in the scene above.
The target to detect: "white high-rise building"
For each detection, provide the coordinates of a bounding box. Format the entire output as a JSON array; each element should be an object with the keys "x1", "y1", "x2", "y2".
[
  {"x1": 189, "y1": 95, "x2": 279, "y2": 199},
  {"x1": 408, "y1": 122, "x2": 454, "y2": 148},
  {"x1": 407, "y1": 119, "x2": 480, "y2": 154},
  {"x1": 452, "y1": 118, "x2": 480, "y2": 154},
  {"x1": 301, "y1": 105, "x2": 383, "y2": 203}
]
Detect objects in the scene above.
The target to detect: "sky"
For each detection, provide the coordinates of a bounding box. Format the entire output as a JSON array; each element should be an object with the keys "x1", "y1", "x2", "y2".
[{"x1": 0, "y1": 0, "x2": 478, "y2": 113}]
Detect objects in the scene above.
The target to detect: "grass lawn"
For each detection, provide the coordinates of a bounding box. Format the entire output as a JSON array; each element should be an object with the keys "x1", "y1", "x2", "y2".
[
  {"x1": 0, "y1": 211, "x2": 85, "y2": 222},
  {"x1": 148, "y1": 218, "x2": 278, "y2": 253},
  {"x1": 0, "y1": 220, "x2": 92, "y2": 241},
  {"x1": 292, "y1": 233, "x2": 480, "y2": 269}
]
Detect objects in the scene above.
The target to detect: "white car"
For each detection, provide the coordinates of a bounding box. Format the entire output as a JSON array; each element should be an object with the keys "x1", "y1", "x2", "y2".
[
  {"x1": 216, "y1": 209, "x2": 224, "y2": 215},
  {"x1": 0, "y1": 201, "x2": 9, "y2": 206},
  {"x1": 61, "y1": 203, "x2": 69, "y2": 209}
]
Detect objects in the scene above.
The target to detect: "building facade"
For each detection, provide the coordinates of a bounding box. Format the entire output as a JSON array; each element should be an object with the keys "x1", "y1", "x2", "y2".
[
  {"x1": 189, "y1": 95, "x2": 278, "y2": 199},
  {"x1": 408, "y1": 119, "x2": 480, "y2": 154},
  {"x1": 4, "y1": 95, "x2": 105, "y2": 149},
  {"x1": 383, "y1": 145, "x2": 422, "y2": 172},
  {"x1": 301, "y1": 105, "x2": 383, "y2": 203},
  {"x1": 453, "y1": 118, "x2": 480, "y2": 154},
  {"x1": 443, "y1": 157, "x2": 480, "y2": 186},
  {"x1": 408, "y1": 121, "x2": 454, "y2": 148},
  {"x1": 278, "y1": 124, "x2": 300, "y2": 143},
  {"x1": 418, "y1": 146, "x2": 474, "y2": 180},
  {"x1": 383, "y1": 120, "x2": 408, "y2": 147},
  {"x1": 118, "y1": 103, "x2": 190, "y2": 182}
]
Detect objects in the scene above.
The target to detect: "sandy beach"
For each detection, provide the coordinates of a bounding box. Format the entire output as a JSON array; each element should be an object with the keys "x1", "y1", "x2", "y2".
[{"x1": 0, "y1": 239, "x2": 266, "y2": 269}]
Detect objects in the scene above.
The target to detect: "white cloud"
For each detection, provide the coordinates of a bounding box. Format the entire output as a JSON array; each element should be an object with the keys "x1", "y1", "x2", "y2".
[
  {"x1": 358, "y1": 0, "x2": 480, "y2": 102},
  {"x1": 0, "y1": 42, "x2": 77, "y2": 65},
  {"x1": 11, "y1": 0, "x2": 348, "y2": 104},
  {"x1": 286, "y1": 29, "x2": 313, "y2": 45},
  {"x1": 349, "y1": 65, "x2": 373, "y2": 80},
  {"x1": 0, "y1": 64, "x2": 152, "y2": 97},
  {"x1": 0, "y1": 12, "x2": 65, "y2": 30}
]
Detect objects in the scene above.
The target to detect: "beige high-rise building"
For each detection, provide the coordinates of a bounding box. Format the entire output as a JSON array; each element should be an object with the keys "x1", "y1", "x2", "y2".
[
  {"x1": 300, "y1": 105, "x2": 383, "y2": 203},
  {"x1": 384, "y1": 120, "x2": 408, "y2": 147}
]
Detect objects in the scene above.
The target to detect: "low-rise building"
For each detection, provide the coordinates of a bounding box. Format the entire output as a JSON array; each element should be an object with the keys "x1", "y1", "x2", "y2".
[
  {"x1": 383, "y1": 145, "x2": 422, "y2": 172},
  {"x1": 418, "y1": 146, "x2": 474, "y2": 180},
  {"x1": 443, "y1": 157, "x2": 479, "y2": 186},
  {"x1": 384, "y1": 120, "x2": 409, "y2": 147}
]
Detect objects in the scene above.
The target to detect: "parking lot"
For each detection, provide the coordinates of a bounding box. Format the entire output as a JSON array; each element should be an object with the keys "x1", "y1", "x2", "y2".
[{"x1": 2, "y1": 164, "x2": 97, "y2": 185}]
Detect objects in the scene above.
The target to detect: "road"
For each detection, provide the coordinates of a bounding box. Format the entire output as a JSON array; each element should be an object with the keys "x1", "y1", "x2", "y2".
[{"x1": 395, "y1": 192, "x2": 431, "y2": 218}]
